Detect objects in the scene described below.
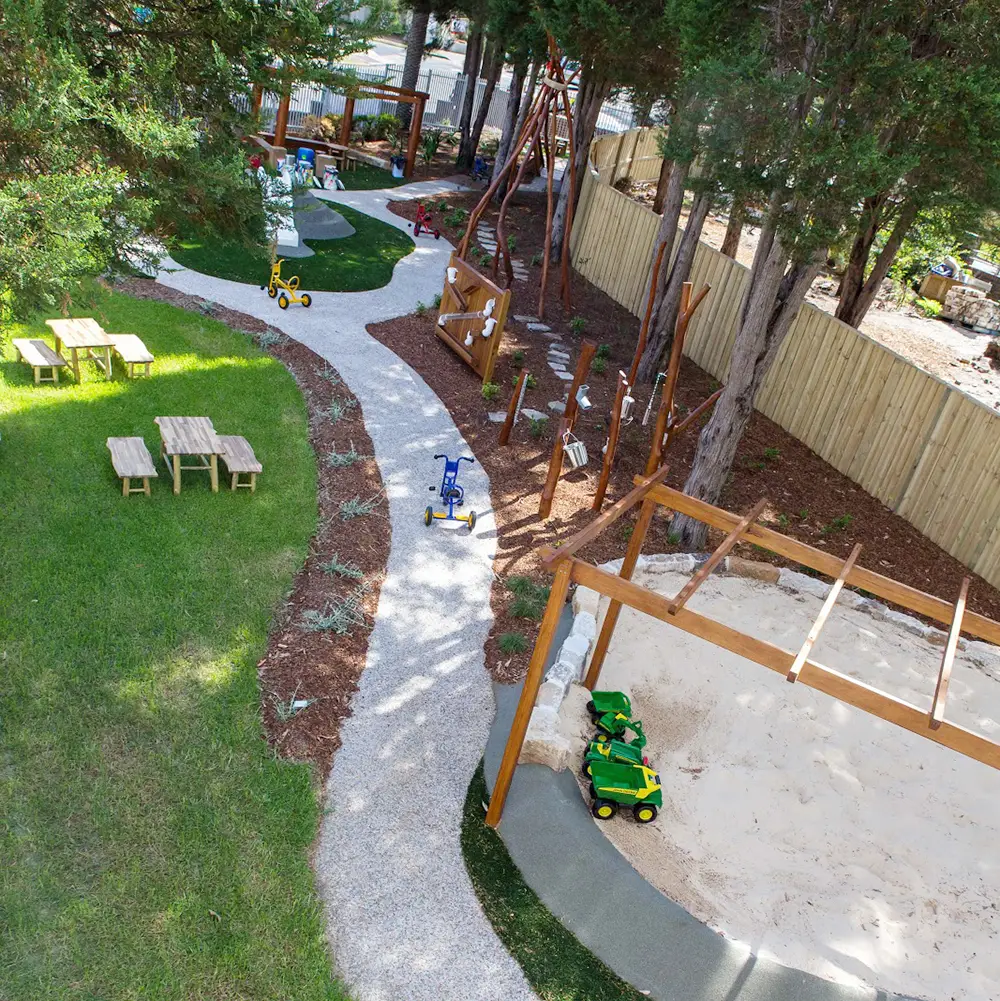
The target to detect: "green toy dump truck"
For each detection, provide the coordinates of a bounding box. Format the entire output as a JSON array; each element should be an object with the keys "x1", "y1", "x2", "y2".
[
  {"x1": 587, "y1": 691, "x2": 646, "y2": 746},
  {"x1": 582, "y1": 738, "x2": 647, "y2": 777},
  {"x1": 588, "y1": 760, "x2": 662, "y2": 823}
]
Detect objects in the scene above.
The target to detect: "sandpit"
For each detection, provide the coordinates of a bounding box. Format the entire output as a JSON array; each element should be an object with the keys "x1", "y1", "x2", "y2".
[{"x1": 568, "y1": 564, "x2": 1000, "y2": 1001}]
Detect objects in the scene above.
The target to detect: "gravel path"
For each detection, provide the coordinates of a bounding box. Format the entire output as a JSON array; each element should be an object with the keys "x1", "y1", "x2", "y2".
[{"x1": 157, "y1": 179, "x2": 537, "y2": 1001}]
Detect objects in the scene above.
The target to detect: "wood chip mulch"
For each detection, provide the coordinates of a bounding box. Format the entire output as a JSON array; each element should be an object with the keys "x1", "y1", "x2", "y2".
[
  {"x1": 117, "y1": 278, "x2": 387, "y2": 779},
  {"x1": 374, "y1": 191, "x2": 1000, "y2": 684}
]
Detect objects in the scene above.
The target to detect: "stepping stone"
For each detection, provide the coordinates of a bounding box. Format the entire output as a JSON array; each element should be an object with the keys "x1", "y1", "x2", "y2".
[
  {"x1": 527, "y1": 322, "x2": 551, "y2": 332},
  {"x1": 514, "y1": 314, "x2": 539, "y2": 323},
  {"x1": 549, "y1": 348, "x2": 570, "y2": 358},
  {"x1": 538, "y1": 331, "x2": 563, "y2": 341},
  {"x1": 548, "y1": 400, "x2": 566, "y2": 414},
  {"x1": 488, "y1": 411, "x2": 506, "y2": 423},
  {"x1": 521, "y1": 408, "x2": 549, "y2": 422},
  {"x1": 555, "y1": 371, "x2": 573, "y2": 381},
  {"x1": 549, "y1": 363, "x2": 567, "y2": 374}
]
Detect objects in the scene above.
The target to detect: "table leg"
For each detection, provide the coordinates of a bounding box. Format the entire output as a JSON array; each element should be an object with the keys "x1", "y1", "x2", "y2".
[
  {"x1": 173, "y1": 454, "x2": 181, "y2": 495},
  {"x1": 210, "y1": 454, "x2": 219, "y2": 493},
  {"x1": 104, "y1": 347, "x2": 113, "y2": 380},
  {"x1": 71, "y1": 347, "x2": 80, "y2": 382}
]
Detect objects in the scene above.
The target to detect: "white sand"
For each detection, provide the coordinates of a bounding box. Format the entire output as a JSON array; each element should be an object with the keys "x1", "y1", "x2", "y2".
[{"x1": 577, "y1": 567, "x2": 1000, "y2": 1001}]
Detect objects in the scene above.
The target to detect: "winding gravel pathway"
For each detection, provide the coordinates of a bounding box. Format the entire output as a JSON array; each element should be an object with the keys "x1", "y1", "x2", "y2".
[{"x1": 157, "y1": 180, "x2": 536, "y2": 1001}]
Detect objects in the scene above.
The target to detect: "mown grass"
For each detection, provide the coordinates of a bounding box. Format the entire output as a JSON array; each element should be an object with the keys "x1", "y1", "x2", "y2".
[
  {"x1": 171, "y1": 202, "x2": 413, "y2": 292},
  {"x1": 0, "y1": 290, "x2": 347, "y2": 999},
  {"x1": 461, "y1": 764, "x2": 644, "y2": 1001},
  {"x1": 340, "y1": 164, "x2": 409, "y2": 190}
]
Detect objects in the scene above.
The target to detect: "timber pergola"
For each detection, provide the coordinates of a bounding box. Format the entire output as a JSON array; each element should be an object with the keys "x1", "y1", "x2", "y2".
[
  {"x1": 252, "y1": 80, "x2": 429, "y2": 178},
  {"x1": 485, "y1": 472, "x2": 996, "y2": 827}
]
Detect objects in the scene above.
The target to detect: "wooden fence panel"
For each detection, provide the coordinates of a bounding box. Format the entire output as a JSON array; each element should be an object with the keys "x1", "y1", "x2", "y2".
[{"x1": 570, "y1": 129, "x2": 1000, "y2": 591}]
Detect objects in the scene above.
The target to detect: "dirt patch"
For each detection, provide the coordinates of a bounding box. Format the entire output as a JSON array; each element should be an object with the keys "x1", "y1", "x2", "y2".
[
  {"x1": 118, "y1": 277, "x2": 388, "y2": 778},
  {"x1": 370, "y1": 189, "x2": 1000, "y2": 684}
]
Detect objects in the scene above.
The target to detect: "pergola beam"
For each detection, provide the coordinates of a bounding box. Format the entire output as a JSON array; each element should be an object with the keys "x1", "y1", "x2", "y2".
[
  {"x1": 667, "y1": 498, "x2": 767, "y2": 614},
  {"x1": 787, "y1": 543, "x2": 862, "y2": 683},
  {"x1": 930, "y1": 577, "x2": 969, "y2": 729}
]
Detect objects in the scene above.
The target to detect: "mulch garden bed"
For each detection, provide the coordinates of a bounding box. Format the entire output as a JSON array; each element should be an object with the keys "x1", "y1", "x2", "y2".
[
  {"x1": 118, "y1": 277, "x2": 387, "y2": 778},
  {"x1": 374, "y1": 189, "x2": 1000, "y2": 683}
]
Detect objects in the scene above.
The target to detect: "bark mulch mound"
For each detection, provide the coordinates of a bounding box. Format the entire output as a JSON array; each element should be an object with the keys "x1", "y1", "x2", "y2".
[
  {"x1": 373, "y1": 191, "x2": 1000, "y2": 684},
  {"x1": 118, "y1": 278, "x2": 387, "y2": 778}
]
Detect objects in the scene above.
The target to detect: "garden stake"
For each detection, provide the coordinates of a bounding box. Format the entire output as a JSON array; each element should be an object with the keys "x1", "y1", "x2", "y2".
[{"x1": 499, "y1": 370, "x2": 529, "y2": 446}]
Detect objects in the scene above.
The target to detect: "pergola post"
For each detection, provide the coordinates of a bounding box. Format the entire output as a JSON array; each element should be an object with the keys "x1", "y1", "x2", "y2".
[
  {"x1": 340, "y1": 96, "x2": 355, "y2": 146},
  {"x1": 274, "y1": 86, "x2": 291, "y2": 148},
  {"x1": 405, "y1": 92, "x2": 425, "y2": 178}
]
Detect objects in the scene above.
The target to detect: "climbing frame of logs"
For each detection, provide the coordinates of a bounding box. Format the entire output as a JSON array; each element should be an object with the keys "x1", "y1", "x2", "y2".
[
  {"x1": 436, "y1": 252, "x2": 511, "y2": 385},
  {"x1": 485, "y1": 478, "x2": 1000, "y2": 827}
]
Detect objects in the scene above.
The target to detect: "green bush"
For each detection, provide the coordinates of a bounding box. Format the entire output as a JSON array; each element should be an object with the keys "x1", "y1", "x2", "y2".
[
  {"x1": 482, "y1": 382, "x2": 500, "y2": 401},
  {"x1": 915, "y1": 296, "x2": 943, "y2": 318}
]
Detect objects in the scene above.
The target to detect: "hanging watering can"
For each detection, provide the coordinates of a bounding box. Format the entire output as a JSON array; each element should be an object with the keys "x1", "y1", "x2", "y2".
[{"x1": 563, "y1": 431, "x2": 588, "y2": 469}]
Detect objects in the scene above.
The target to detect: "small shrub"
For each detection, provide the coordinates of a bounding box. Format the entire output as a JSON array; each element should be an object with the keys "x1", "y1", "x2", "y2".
[
  {"x1": 253, "y1": 329, "x2": 281, "y2": 348},
  {"x1": 596, "y1": 343, "x2": 612, "y2": 360},
  {"x1": 799, "y1": 508, "x2": 809, "y2": 520},
  {"x1": 821, "y1": 513, "x2": 854, "y2": 535},
  {"x1": 197, "y1": 300, "x2": 217, "y2": 315},
  {"x1": 592, "y1": 358, "x2": 607, "y2": 375},
  {"x1": 438, "y1": 199, "x2": 448, "y2": 211},
  {"x1": 415, "y1": 301, "x2": 427, "y2": 316},
  {"x1": 530, "y1": 251, "x2": 543, "y2": 267},
  {"x1": 324, "y1": 397, "x2": 357, "y2": 423},
  {"x1": 529, "y1": 416, "x2": 547, "y2": 438},
  {"x1": 319, "y1": 553, "x2": 364, "y2": 580},
  {"x1": 498, "y1": 632, "x2": 528, "y2": 655},
  {"x1": 621, "y1": 524, "x2": 634, "y2": 541},
  {"x1": 512, "y1": 349, "x2": 525, "y2": 368},
  {"x1": 302, "y1": 583, "x2": 370, "y2": 635},
  {"x1": 763, "y1": 446, "x2": 781, "y2": 461},
  {"x1": 432, "y1": 293, "x2": 442, "y2": 308},
  {"x1": 915, "y1": 296, "x2": 943, "y2": 318},
  {"x1": 777, "y1": 513, "x2": 789, "y2": 528},
  {"x1": 667, "y1": 531, "x2": 681, "y2": 545},
  {"x1": 340, "y1": 492, "x2": 383, "y2": 521},
  {"x1": 482, "y1": 382, "x2": 500, "y2": 401},
  {"x1": 507, "y1": 576, "x2": 550, "y2": 621},
  {"x1": 506, "y1": 234, "x2": 517, "y2": 252},
  {"x1": 327, "y1": 443, "x2": 369, "y2": 468},
  {"x1": 314, "y1": 365, "x2": 342, "y2": 385},
  {"x1": 445, "y1": 207, "x2": 469, "y2": 227},
  {"x1": 570, "y1": 317, "x2": 586, "y2": 335},
  {"x1": 525, "y1": 373, "x2": 538, "y2": 389}
]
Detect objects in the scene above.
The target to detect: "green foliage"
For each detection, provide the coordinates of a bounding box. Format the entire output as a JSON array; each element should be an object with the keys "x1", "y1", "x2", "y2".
[
  {"x1": 420, "y1": 127, "x2": 459, "y2": 166},
  {"x1": 915, "y1": 297, "x2": 943, "y2": 318},
  {"x1": 507, "y1": 576, "x2": 551, "y2": 621},
  {"x1": 592, "y1": 357, "x2": 607, "y2": 375},
  {"x1": 432, "y1": 293, "x2": 442, "y2": 308},
  {"x1": 416, "y1": 301, "x2": 427, "y2": 316},
  {"x1": 512, "y1": 349, "x2": 525, "y2": 368},
  {"x1": 821, "y1": 514, "x2": 854, "y2": 535},
  {"x1": 327, "y1": 444, "x2": 369, "y2": 468},
  {"x1": 888, "y1": 209, "x2": 967, "y2": 290},
  {"x1": 529, "y1": 416, "x2": 547, "y2": 438},
  {"x1": 482, "y1": 381, "x2": 500, "y2": 401},
  {"x1": 763, "y1": 446, "x2": 781, "y2": 461},
  {"x1": 302, "y1": 583, "x2": 371, "y2": 635},
  {"x1": 445, "y1": 207, "x2": 469, "y2": 227},
  {"x1": 570, "y1": 317, "x2": 586, "y2": 335},
  {"x1": 525, "y1": 373, "x2": 538, "y2": 389},
  {"x1": 319, "y1": 553, "x2": 364, "y2": 580},
  {"x1": 531, "y1": 251, "x2": 543, "y2": 266},
  {"x1": 596, "y1": 343, "x2": 612, "y2": 360},
  {"x1": 507, "y1": 234, "x2": 518, "y2": 252},
  {"x1": 351, "y1": 113, "x2": 402, "y2": 143},
  {"x1": 497, "y1": 632, "x2": 529, "y2": 655},
  {"x1": 777, "y1": 513, "x2": 789, "y2": 528},
  {"x1": 324, "y1": 397, "x2": 357, "y2": 423},
  {"x1": 340, "y1": 493, "x2": 383, "y2": 521}
]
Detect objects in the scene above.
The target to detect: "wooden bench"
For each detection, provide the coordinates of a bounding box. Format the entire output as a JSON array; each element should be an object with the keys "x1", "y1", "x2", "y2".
[
  {"x1": 217, "y1": 435, "x2": 262, "y2": 492},
  {"x1": 108, "y1": 334, "x2": 154, "y2": 378},
  {"x1": 12, "y1": 338, "x2": 67, "y2": 384},
  {"x1": 106, "y1": 437, "x2": 158, "y2": 496}
]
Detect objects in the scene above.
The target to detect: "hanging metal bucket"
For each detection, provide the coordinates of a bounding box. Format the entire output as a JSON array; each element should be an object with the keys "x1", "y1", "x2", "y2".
[{"x1": 564, "y1": 433, "x2": 588, "y2": 469}]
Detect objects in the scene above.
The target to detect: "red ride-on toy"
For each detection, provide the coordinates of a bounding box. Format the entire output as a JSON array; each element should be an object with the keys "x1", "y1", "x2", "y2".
[{"x1": 410, "y1": 203, "x2": 441, "y2": 239}]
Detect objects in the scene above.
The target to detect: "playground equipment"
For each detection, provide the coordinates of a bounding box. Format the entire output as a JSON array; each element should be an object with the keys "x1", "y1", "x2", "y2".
[
  {"x1": 424, "y1": 453, "x2": 476, "y2": 532},
  {"x1": 262, "y1": 259, "x2": 311, "y2": 310},
  {"x1": 582, "y1": 737, "x2": 648, "y2": 777},
  {"x1": 587, "y1": 690, "x2": 647, "y2": 744},
  {"x1": 410, "y1": 203, "x2": 441, "y2": 239},
  {"x1": 588, "y1": 760, "x2": 662, "y2": 823}
]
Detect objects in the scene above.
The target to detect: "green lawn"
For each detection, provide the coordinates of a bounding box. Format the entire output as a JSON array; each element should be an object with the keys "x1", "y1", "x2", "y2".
[
  {"x1": 0, "y1": 291, "x2": 345, "y2": 999},
  {"x1": 341, "y1": 163, "x2": 409, "y2": 190},
  {"x1": 462, "y1": 764, "x2": 645, "y2": 1001},
  {"x1": 171, "y1": 202, "x2": 414, "y2": 292}
]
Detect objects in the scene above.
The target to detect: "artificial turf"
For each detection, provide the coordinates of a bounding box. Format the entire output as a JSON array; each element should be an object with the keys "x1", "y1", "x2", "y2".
[
  {"x1": 0, "y1": 290, "x2": 346, "y2": 999},
  {"x1": 170, "y1": 201, "x2": 414, "y2": 292},
  {"x1": 461, "y1": 763, "x2": 645, "y2": 1001}
]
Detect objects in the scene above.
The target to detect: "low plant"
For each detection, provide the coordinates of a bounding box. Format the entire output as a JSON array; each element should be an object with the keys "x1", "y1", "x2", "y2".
[
  {"x1": 525, "y1": 373, "x2": 538, "y2": 389},
  {"x1": 415, "y1": 301, "x2": 427, "y2": 316},
  {"x1": 529, "y1": 416, "x2": 547, "y2": 438},
  {"x1": 438, "y1": 199, "x2": 448, "y2": 211},
  {"x1": 667, "y1": 531, "x2": 680, "y2": 545},
  {"x1": 507, "y1": 576, "x2": 550, "y2": 621},
  {"x1": 432, "y1": 293, "x2": 442, "y2": 308},
  {"x1": 799, "y1": 508, "x2": 809, "y2": 520},
  {"x1": 498, "y1": 631, "x2": 528, "y2": 655},
  {"x1": 592, "y1": 358, "x2": 607, "y2": 375},
  {"x1": 197, "y1": 299, "x2": 217, "y2": 315},
  {"x1": 482, "y1": 381, "x2": 500, "y2": 401},
  {"x1": 763, "y1": 446, "x2": 781, "y2": 461},
  {"x1": 273, "y1": 685, "x2": 313, "y2": 723},
  {"x1": 596, "y1": 343, "x2": 612, "y2": 360},
  {"x1": 340, "y1": 492, "x2": 383, "y2": 521},
  {"x1": 777, "y1": 512, "x2": 789, "y2": 528},
  {"x1": 253, "y1": 329, "x2": 281, "y2": 348},
  {"x1": 324, "y1": 397, "x2": 357, "y2": 423},
  {"x1": 506, "y1": 234, "x2": 517, "y2": 252},
  {"x1": 915, "y1": 296, "x2": 943, "y2": 318},
  {"x1": 302, "y1": 582, "x2": 370, "y2": 635},
  {"x1": 314, "y1": 365, "x2": 342, "y2": 385},
  {"x1": 530, "y1": 251, "x2": 543, "y2": 267},
  {"x1": 445, "y1": 207, "x2": 469, "y2": 227},
  {"x1": 621, "y1": 524, "x2": 634, "y2": 541},
  {"x1": 512, "y1": 349, "x2": 525, "y2": 368},
  {"x1": 821, "y1": 513, "x2": 854, "y2": 535},
  {"x1": 570, "y1": 316, "x2": 586, "y2": 335},
  {"x1": 319, "y1": 553, "x2": 364, "y2": 580},
  {"x1": 327, "y1": 443, "x2": 368, "y2": 467}
]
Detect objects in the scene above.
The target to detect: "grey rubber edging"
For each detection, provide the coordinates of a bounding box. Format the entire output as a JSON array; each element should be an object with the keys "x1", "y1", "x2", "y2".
[{"x1": 484, "y1": 604, "x2": 915, "y2": 1001}]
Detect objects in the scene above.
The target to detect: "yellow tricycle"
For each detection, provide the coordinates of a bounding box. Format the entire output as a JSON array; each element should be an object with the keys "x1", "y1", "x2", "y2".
[{"x1": 261, "y1": 259, "x2": 312, "y2": 309}]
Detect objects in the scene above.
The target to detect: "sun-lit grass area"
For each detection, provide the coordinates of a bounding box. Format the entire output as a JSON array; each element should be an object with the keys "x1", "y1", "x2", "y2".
[
  {"x1": 0, "y1": 290, "x2": 347, "y2": 999},
  {"x1": 171, "y1": 202, "x2": 413, "y2": 292}
]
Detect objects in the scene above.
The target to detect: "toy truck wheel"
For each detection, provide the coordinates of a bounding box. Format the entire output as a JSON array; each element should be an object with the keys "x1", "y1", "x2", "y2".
[
  {"x1": 594, "y1": 731, "x2": 611, "y2": 744},
  {"x1": 301, "y1": 294, "x2": 312, "y2": 308},
  {"x1": 581, "y1": 760, "x2": 592, "y2": 779},
  {"x1": 633, "y1": 803, "x2": 658, "y2": 824},
  {"x1": 592, "y1": 799, "x2": 618, "y2": 821},
  {"x1": 424, "y1": 506, "x2": 433, "y2": 527},
  {"x1": 586, "y1": 700, "x2": 598, "y2": 719},
  {"x1": 467, "y1": 510, "x2": 476, "y2": 532},
  {"x1": 278, "y1": 294, "x2": 289, "y2": 309},
  {"x1": 588, "y1": 781, "x2": 596, "y2": 798},
  {"x1": 268, "y1": 286, "x2": 278, "y2": 298}
]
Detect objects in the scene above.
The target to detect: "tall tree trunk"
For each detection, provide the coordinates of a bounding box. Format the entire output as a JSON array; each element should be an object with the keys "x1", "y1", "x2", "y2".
[
  {"x1": 549, "y1": 73, "x2": 612, "y2": 259},
  {"x1": 672, "y1": 238, "x2": 824, "y2": 549},
  {"x1": 397, "y1": 3, "x2": 431, "y2": 128},
  {"x1": 458, "y1": 40, "x2": 502, "y2": 169},
  {"x1": 456, "y1": 23, "x2": 484, "y2": 162},
  {"x1": 720, "y1": 197, "x2": 745, "y2": 258},
  {"x1": 836, "y1": 198, "x2": 919, "y2": 328},
  {"x1": 835, "y1": 193, "x2": 887, "y2": 317},
  {"x1": 652, "y1": 156, "x2": 672, "y2": 214},
  {"x1": 492, "y1": 60, "x2": 536, "y2": 199},
  {"x1": 636, "y1": 190, "x2": 712, "y2": 382}
]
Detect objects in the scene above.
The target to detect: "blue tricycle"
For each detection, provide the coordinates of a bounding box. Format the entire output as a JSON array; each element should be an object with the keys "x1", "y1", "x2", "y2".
[{"x1": 424, "y1": 454, "x2": 476, "y2": 532}]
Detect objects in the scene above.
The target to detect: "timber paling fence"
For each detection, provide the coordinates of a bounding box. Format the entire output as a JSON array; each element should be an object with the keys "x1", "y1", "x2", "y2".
[{"x1": 572, "y1": 128, "x2": 1000, "y2": 592}]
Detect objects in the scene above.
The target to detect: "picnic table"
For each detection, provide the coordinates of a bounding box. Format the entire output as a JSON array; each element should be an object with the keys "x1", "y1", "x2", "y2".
[
  {"x1": 154, "y1": 416, "x2": 223, "y2": 494},
  {"x1": 45, "y1": 317, "x2": 115, "y2": 382}
]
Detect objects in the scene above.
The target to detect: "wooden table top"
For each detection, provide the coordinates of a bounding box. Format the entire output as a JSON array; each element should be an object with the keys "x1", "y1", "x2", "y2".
[
  {"x1": 154, "y1": 416, "x2": 222, "y2": 456},
  {"x1": 45, "y1": 317, "x2": 114, "y2": 348}
]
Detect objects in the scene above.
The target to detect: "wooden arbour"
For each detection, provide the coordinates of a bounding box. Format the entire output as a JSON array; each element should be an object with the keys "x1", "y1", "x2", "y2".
[{"x1": 485, "y1": 476, "x2": 1000, "y2": 827}]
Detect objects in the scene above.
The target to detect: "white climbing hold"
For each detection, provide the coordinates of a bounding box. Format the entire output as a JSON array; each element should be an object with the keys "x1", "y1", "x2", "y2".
[
  {"x1": 483, "y1": 298, "x2": 496, "y2": 317},
  {"x1": 482, "y1": 317, "x2": 497, "y2": 338},
  {"x1": 464, "y1": 331, "x2": 473, "y2": 347}
]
